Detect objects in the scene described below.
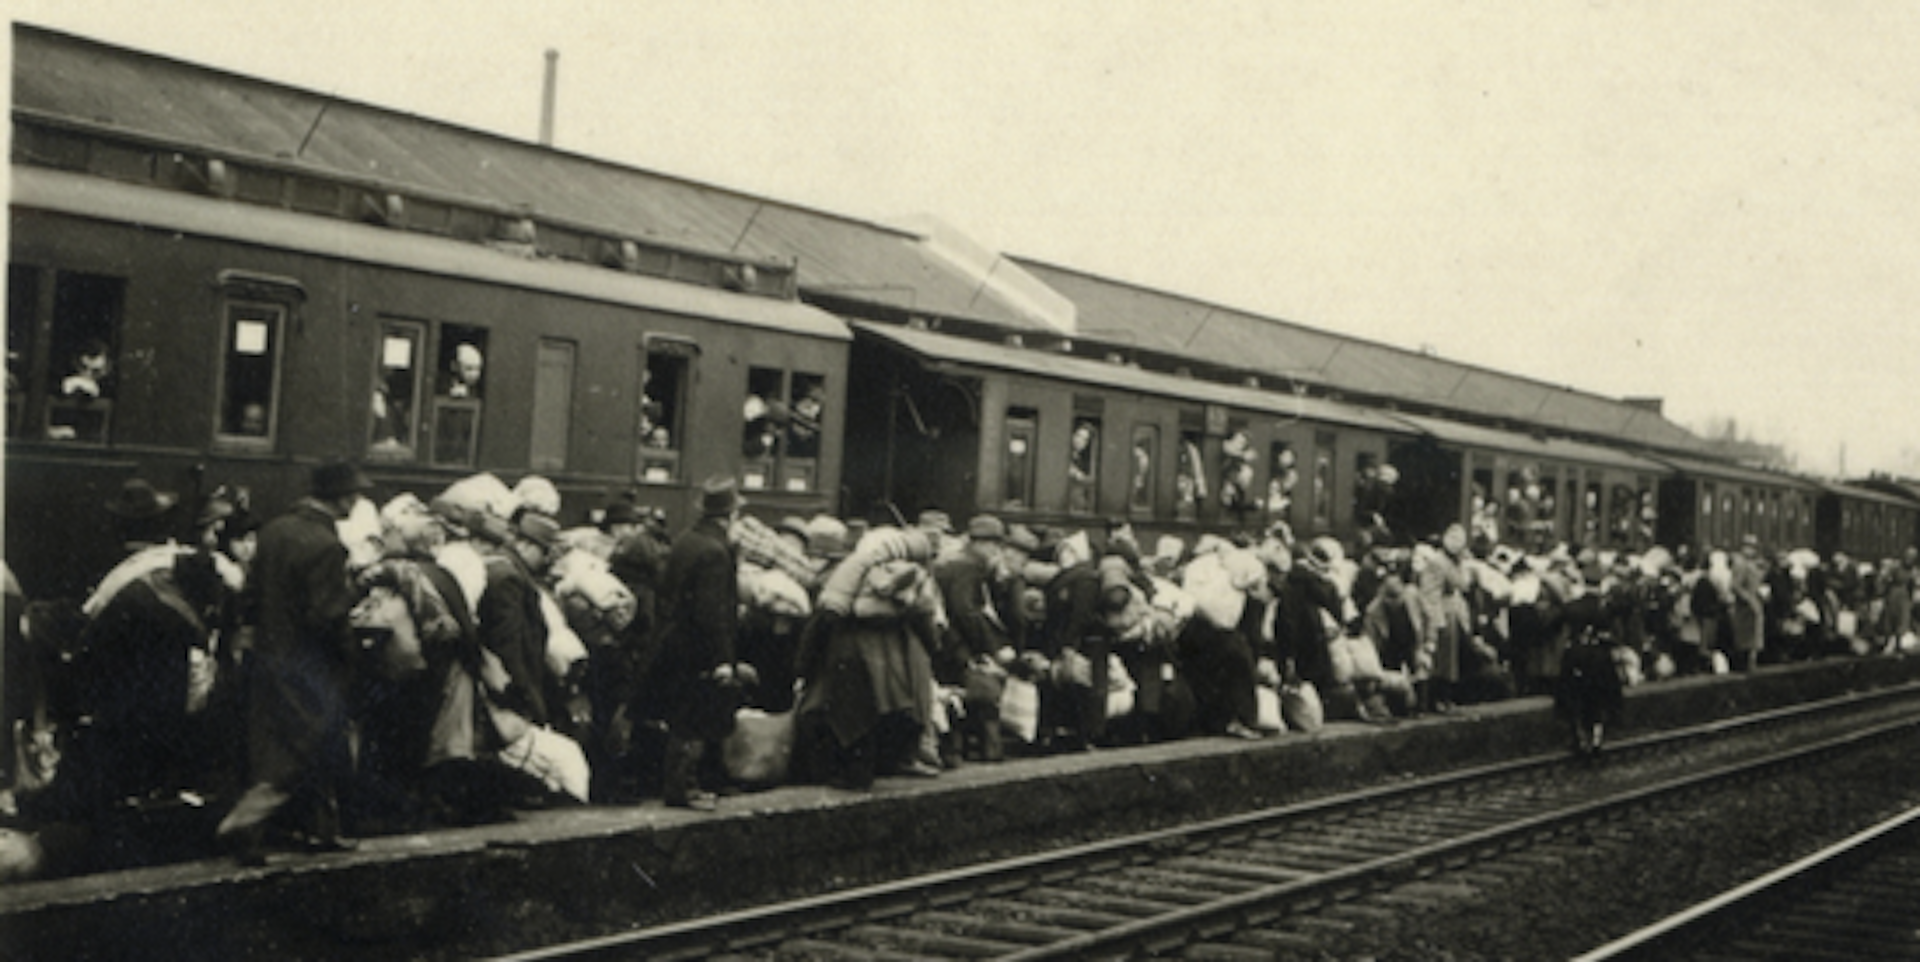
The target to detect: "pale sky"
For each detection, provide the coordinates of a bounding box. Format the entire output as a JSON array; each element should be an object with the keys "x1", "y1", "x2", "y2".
[{"x1": 12, "y1": 1, "x2": 1920, "y2": 477}]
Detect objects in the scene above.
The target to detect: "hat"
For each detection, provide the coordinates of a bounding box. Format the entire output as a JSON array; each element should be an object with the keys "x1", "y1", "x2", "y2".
[
  {"x1": 917, "y1": 509, "x2": 955, "y2": 535},
  {"x1": 1103, "y1": 538, "x2": 1142, "y2": 569},
  {"x1": 601, "y1": 500, "x2": 644, "y2": 526},
  {"x1": 1005, "y1": 524, "x2": 1040, "y2": 554},
  {"x1": 312, "y1": 460, "x2": 375, "y2": 500},
  {"x1": 105, "y1": 477, "x2": 179, "y2": 520},
  {"x1": 196, "y1": 484, "x2": 251, "y2": 529},
  {"x1": 1305, "y1": 536, "x2": 1344, "y2": 570},
  {"x1": 966, "y1": 514, "x2": 1006, "y2": 542},
  {"x1": 700, "y1": 475, "x2": 745, "y2": 516},
  {"x1": 1740, "y1": 533, "x2": 1760, "y2": 551},
  {"x1": 514, "y1": 510, "x2": 562, "y2": 548},
  {"x1": 777, "y1": 515, "x2": 813, "y2": 545}
]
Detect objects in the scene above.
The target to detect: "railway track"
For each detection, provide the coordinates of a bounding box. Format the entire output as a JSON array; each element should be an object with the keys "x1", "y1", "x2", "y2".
[
  {"x1": 1573, "y1": 803, "x2": 1920, "y2": 962},
  {"x1": 493, "y1": 687, "x2": 1920, "y2": 961}
]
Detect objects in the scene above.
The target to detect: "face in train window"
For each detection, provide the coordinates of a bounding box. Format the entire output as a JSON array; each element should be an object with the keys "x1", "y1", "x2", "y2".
[
  {"x1": 437, "y1": 328, "x2": 488, "y2": 400},
  {"x1": 1067, "y1": 418, "x2": 1100, "y2": 513},
  {"x1": 1219, "y1": 427, "x2": 1256, "y2": 516},
  {"x1": 1130, "y1": 425, "x2": 1158, "y2": 512},
  {"x1": 786, "y1": 373, "x2": 826, "y2": 460},
  {"x1": 1355, "y1": 452, "x2": 1399, "y2": 535},
  {"x1": 32, "y1": 272, "x2": 126, "y2": 443},
  {"x1": 743, "y1": 367, "x2": 787, "y2": 462},
  {"x1": 1267, "y1": 442, "x2": 1297, "y2": 521},
  {"x1": 1175, "y1": 431, "x2": 1205, "y2": 520}
]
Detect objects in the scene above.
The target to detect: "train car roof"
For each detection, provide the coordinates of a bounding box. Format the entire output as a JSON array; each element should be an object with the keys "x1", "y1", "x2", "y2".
[
  {"x1": 853, "y1": 321, "x2": 1406, "y2": 433},
  {"x1": 1013, "y1": 256, "x2": 1710, "y2": 456},
  {"x1": 1646, "y1": 452, "x2": 1820, "y2": 492},
  {"x1": 1385, "y1": 411, "x2": 1670, "y2": 476},
  {"x1": 1817, "y1": 480, "x2": 1920, "y2": 509},
  {"x1": 10, "y1": 24, "x2": 1055, "y2": 334},
  {"x1": 14, "y1": 166, "x2": 851, "y2": 341}
]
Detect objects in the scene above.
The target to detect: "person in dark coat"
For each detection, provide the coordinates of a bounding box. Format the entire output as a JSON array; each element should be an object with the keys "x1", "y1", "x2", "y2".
[
  {"x1": 215, "y1": 460, "x2": 372, "y2": 863},
  {"x1": 933, "y1": 515, "x2": 1015, "y2": 763},
  {"x1": 647, "y1": 476, "x2": 752, "y2": 811}
]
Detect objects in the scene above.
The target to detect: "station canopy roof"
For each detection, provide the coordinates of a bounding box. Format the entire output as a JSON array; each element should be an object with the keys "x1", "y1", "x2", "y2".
[
  {"x1": 1013, "y1": 258, "x2": 1711, "y2": 456},
  {"x1": 854, "y1": 322, "x2": 1405, "y2": 433},
  {"x1": 12, "y1": 25, "x2": 1056, "y2": 333}
]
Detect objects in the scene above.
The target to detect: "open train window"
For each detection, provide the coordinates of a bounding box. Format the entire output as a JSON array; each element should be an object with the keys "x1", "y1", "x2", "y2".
[
  {"x1": 1471, "y1": 461, "x2": 1497, "y2": 545},
  {"x1": 782, "y1": 372, "x2": 826, "y2": 491},
  {"x1": 6, "y1": 265, "x2": 38, "y2": 437},
  {"x1": 1265, "y1": 441, "x2": 1297, "y2": 529},
  {"x1": 1004, "y1": 408, "x2": 1038, "y2": 509},
  {"x1": 636, "y1": 340, "x2": 691, "y2": 483},
  {"x1": 1129, "y1": 424, "x2": 1158, "y2": 516},
  {"x1": 369, "y1": 320, "x2": 425, "y2": 459},
  {"x1": 431, "y1": 324, "x2": 487, "y2": 466},
  {"x1": 1311, "y1": 431, "x2": 1336, "y2": 531},
  {"x1": 1067, "y1": 413, "x2": 1101, "y2": 515},
  {"x1": 28, "y1": 271, "x2": 126, "y2": 444},
  {"x1": 1219, "y1": 422, "x2": 1256, "y2": 522}
]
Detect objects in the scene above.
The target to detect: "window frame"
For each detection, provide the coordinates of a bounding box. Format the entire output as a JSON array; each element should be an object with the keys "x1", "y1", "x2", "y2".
[{"x1": 210, "y1": 271, "x2": 303, "y2": 452}]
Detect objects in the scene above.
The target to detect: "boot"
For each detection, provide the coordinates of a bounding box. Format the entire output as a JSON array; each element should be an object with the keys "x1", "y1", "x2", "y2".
[
  {"x1": 662, "y1": 736, "x2": 716, "y2": 812},
  {"x1": 980, "y1": 719, "x2": 1005, "y2": 763}
]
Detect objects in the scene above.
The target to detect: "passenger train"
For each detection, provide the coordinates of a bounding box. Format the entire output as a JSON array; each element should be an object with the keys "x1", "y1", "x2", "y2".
[{"x1": 8, "y1": 25, "x2": 1917, "y2": 599}]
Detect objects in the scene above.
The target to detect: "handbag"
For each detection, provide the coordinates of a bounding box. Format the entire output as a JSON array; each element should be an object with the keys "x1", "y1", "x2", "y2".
[
  {"x1": 998, "y1": 676, "x2": 1041, "y2": 743},
  {"x1": 722, "y1": 708, "x2": 796, "y2": 787},
  {"x1": 1280, "y1": 681, "x2": 1324, "y2": 733}
]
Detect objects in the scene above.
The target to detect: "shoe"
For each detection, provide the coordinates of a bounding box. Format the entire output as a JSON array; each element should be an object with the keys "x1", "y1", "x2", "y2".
[
  {"x1": 1224, "y1": 721, "x2": 1265, "y2": 741},
  {"x1": 896, "y1": 760, "x2": 942, "y2": 779},
  {"x1": 293, "y1": 831, "x2": 359, "y2": 854},
  {"x1": 665, "y1": 790, "x2": 719, "y2": 812}
]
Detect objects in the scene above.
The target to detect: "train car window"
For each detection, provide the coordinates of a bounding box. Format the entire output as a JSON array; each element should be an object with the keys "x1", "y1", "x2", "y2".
[
  {"x1": 431, "y1": 324, "x2": 487, "y2": 466},
  {"x1": 1584, "y1": 483, "x2": 1604, "y2": 547},
  {"x1": 1067, "y1": 417, "x2": 1100, "y2": 515},
  {"x1": 369, "y1": 321, "x2": 424, "y2": 459},
  {"x1": 1470, "y1": 463, "x2": 1497, "y2": 546},
  {"x1": 636, "y1": 345, "x2": 689, "y2": 483},
  {"x1": 1637, "y1": 485, "x2": 1657, "y2": 548},
  {"x1": 1169, "y1": 430, "x2": 1200, "y2": 522},
  {"x1": 529, "y1": 338, "x2": 575, "y2": 472},
  {"x1": 1005, "y1": 408, "x2": 1038, "y2": 509},
  {"x1": 1355, "y1": 452, "x2": 1396, "y2": 538},
  {"x1": 213, "y1": 300, "x2": 285, "y2": 447},
  {"x1": 6, "y1": 265, "x2": 38, "y2": 436},
  {"x1": 1129, "y1": 424, "x2": 1158, "y2": 516},
  {"x1": 41, "y1": 272, "x2": 125, "y2": 444},
  {"x1": 1219, "y1": 426, "x2": 1257, "y2": 523},
  {"x1": 742, "y1": 366, "x2": 787, "y2": 491},
  {"x1": 1536, "y1": 468, "x2": 1561, "y2": 547},
  {"x1": 787, "y1": 373, "x2": 826, "y2": 460},
  {"x1": 1312, "y1": 431, "x2": 1336, "y2": 532},
  {"x1": 1608, "y1": 484, "x2": 1637, "y2": 546},
  {"x1": 1266, "y1": 442, "x2": 1297, "y2": 529},
  {"x1": 1503, "y1": 465, "x2": 1552, "y2": 550}
]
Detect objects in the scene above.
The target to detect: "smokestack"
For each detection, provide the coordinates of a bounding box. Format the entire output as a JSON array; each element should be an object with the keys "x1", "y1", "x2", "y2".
[{"x1": 539, "y1": 49, "x2": 558, "y2": 146}]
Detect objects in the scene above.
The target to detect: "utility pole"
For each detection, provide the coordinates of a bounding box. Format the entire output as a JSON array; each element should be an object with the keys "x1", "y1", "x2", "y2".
[{"x1": 539, "y1": 49, "x2": 558, "y2": 146}]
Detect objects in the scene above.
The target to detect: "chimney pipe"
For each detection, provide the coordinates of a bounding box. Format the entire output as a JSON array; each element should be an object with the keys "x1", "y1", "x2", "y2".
[{"x1": 539, "y1": 49, "x2": 558, "y2": 146}]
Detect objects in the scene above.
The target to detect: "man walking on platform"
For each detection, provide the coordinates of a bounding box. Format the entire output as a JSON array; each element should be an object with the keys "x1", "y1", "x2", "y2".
[
  {"x1": 216, "y1": 460, "x2": 373, "y2": 863},
  {"x1": 649, "y1": 476, "x2": 753, "y2": 811}
]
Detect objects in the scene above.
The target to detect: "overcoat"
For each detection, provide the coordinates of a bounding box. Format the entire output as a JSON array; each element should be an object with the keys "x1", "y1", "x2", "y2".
[
  {"x1": 246, "y1": 499, "x2": 357, "y2": 790},
  {"x1": 649, "y1": 516, "x2": 740, "y2": 738}
]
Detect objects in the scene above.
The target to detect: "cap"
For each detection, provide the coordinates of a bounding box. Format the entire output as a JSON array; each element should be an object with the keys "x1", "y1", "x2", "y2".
[
  {"x1": 916, "y1": 509, "x2": 955, "y2": 535},
  {"x1": 514, "y1": 511, "x2": 562, "y2": 548},
  {"x1": 966, "y1": 514, "x2": 1006, "y2": 542},
  {"x1": 700, "y1": 475, "x2": 745, "y2": 516}
]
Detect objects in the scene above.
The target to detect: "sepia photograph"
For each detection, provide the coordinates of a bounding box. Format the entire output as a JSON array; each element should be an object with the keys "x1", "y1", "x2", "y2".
[{"x1": 5, "y1": 2, "x2": 1920, "y2": 958}]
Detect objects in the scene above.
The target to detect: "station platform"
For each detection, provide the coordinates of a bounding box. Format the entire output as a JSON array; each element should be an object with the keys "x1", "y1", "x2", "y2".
[{"x1": 5, "y1": 655, "x2": 1919, "y2": 961}]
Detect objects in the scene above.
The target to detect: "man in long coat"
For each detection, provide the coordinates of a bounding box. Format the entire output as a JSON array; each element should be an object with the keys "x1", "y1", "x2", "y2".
[
  {"x1": 648, "y1": 476, "x2": 750, "y2": 810},
  {"x1": 216, "y1": 460, "x2": 372, "y2": 862}
]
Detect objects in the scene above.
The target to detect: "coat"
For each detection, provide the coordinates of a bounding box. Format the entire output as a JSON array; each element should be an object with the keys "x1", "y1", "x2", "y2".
[
  {"x1": 246, "y1": 499, "x2": 359, "y2": 790},
  {"x1": 648, "y1": 516, "x2": 740, "y2": 738}
]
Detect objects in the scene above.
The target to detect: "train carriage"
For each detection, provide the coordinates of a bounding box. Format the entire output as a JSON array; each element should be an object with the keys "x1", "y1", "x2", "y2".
[
  {"x1": 842, "y1": 321, "x2": 1406, "y2": 546},
  {"x1": 1816, "y1": 481, "x2": 1920, "y2": 561},
  {"x1": 1650, "y1": 454, "x2": 1819, "y2": 555}
]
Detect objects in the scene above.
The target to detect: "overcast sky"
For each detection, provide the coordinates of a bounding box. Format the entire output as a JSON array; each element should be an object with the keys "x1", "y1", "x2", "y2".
[{"x1": 13, "y1": 1, "x2": 1920, "y2": 477}]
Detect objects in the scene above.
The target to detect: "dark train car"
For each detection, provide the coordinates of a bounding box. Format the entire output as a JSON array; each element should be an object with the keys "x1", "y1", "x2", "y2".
[
  {"x1": 7, "y1": 36, "x2": 847, "y2": 599},
  {"x1": 1815, "y1": 482, "x2": 1919, "y2": 561},
  {"x1": 1381, "y1": 413, "x2": 1669, "y2": 553},
  {"x1": 1651, "y1": 454, "x2": 1819, "y2": 556},
  {"x1": 843, "y1": 321, "x2": 1410, "y2": 547}
]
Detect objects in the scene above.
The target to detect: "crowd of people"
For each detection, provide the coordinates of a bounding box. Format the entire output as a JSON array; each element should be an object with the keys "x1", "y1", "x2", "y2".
[{"x1": 2, "y1": 462, "x2": 1915, "y2": 879}]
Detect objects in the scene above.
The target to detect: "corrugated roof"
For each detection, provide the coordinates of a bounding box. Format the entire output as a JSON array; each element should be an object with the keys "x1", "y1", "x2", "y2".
[
  {"x1": 1818, "y1": 481, "x2": 1920, "y2": 509},
  {"x1": 853, "y1": 322, "x2": 1406, "y2": 432},
  {"x1": 1014, "y1": 257, "x2": 1708, "y2": 454},
  {"x1": 12, "y1": 25, "x2": 1052, "y2": 332}
]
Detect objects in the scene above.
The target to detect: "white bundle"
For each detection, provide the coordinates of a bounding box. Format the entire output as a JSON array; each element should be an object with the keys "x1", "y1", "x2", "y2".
[
  {"x1": 738, "y1": 563, "x2": 812, "y2": 618},
  {"x1": 439, "y1": 472, "x2": 521, "y2": 522}
]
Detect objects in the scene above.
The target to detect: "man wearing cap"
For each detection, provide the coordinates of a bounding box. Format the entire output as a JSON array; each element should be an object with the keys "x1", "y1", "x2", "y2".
[
  {"x1": 933, "y1": 515, "x2": 1016, "y2": 763},
  {"x1": 475, "y1": 509, "x2": 564, "y2": 733},
  {"x1": 648, "y1": 476, "x2": 753, "y2": 810},
  {"x1": 217, "y1": 459, "x2": 373, "y2": 862}
]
